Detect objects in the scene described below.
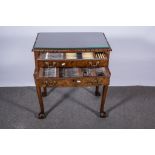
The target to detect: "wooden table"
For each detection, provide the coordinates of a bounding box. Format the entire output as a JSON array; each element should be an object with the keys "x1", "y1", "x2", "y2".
[{"x1": 32, "y1": 32, "x2": 112, "y2": 119}]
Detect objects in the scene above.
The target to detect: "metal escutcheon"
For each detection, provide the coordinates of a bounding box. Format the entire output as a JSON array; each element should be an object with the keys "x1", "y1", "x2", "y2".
[{"x1": 49, "y1": 80, "x2": 57, "y2": 86}]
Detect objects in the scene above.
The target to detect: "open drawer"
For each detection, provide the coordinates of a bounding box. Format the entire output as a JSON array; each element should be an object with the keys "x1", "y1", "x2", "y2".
[
  {"x1": 36, "y1": 67, "x2": 111, "y2": 87},
  {"x1": 37, "y1": 52, "x2": 108, "y2": 68}
]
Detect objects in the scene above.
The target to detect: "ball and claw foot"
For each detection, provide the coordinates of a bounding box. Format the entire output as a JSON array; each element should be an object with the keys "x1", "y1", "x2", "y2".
[
  {"x1": 95, "y1": 91, "x2": 101, "y2": 96},
  {"x1": 100, "y1": 111, "x2": 107, "y2": 118},
  {"x1": 38, "y1": 112, "x2": 46, "y2": 119}
]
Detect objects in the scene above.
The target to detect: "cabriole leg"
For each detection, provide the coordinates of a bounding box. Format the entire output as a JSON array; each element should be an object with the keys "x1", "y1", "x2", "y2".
[
  {"x1": 42, "y1": 87, "x2": 47, "y2": 97},
  {"x1": 36, "y1": 85, "x2": 46, "y2": 119},
  {"x1": 95, "y1": 86, "x2": 101, "y2": 96},
  {"x1": 100, "y1": 85, "x2": 109, "y2": 118}
]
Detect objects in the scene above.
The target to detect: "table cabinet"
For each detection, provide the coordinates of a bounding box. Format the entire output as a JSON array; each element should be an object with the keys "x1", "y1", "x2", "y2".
[{"x1": 32, "y1": 32, "x2": 112, "y2": 119}]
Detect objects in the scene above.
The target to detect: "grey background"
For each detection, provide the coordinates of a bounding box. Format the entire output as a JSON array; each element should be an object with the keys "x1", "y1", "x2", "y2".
[{"x1": 0, "y1": 26, "x2": 155, "y2": 86}]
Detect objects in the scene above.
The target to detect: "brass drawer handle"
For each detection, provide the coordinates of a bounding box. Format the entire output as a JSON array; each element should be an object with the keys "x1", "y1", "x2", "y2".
[
  {"x1": 45, "y1": 62, "x2": 57, "y2": 67},
  {"x1": 94, "y1": 79, "x2": 98, "y2": 83},
  {"x1": 52, "y1": 62, "x2": 57, "y2": 67},
  {"x1": 76, "y1": 80, "x2": 81, "y2": 83},
  {"x1": 45, "y1": 62, "x2": 49, "y2": 66},
  {"x1": 88, "y1": 61, "x2": 100, "y2": 67},
  {"x1": 88, "y1": 61, "x2": 92, "y2": 66},
  {"x1": 49, "y1": 80, "x2": 57, "y2": 86},
  {"x1": 95, "y1": 61, "x2": 100, "y2": 66},
  {"x1": 87, "y1": 79, "x2": 98, "y2": 85},
  {"x1": 42, "y1": 80, "x2": 57, "y2": 87},
  {"x1": 61, "y1": 62, "x2": 66, "y2": 66},
  {"x1": 73, "y1": 79, "x2": 81, "y2": 84}
]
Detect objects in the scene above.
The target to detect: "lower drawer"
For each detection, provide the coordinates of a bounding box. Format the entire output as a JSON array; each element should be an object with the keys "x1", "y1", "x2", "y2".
[
  {"x1": 36, "y1": 77, "x2": 110, "y2": 87},
  {"x1": 35, "y1": 67, "x2": 110, "y2": 87}
]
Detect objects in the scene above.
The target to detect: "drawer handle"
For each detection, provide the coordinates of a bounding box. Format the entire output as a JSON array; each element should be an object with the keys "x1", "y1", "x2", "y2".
[
  {"x1": 88, "y1": 61, "x2": 92, "y2": 66},
  {"x1": 73, "y1": 79, "x2": 81, "y2": 83},
  {"x1": 87, "y1": 79, "x2": 98, "y2": 85},
  {"x1": 45, "y1": 62, "x2": 49, "y2": 66},
  {"x1": 45, "y1": 62, "x2": 57, "y2": 67},
  {"x1": 52, "y1": 62, "x2": 57, "y2": 67},
  {"x1": 88, "y1": 61, "x2": 100, "y2": 67},
  {"x1": 76, "y1": 80, "x2": 81, "y2": 83},
  {"x1": 61, "y1": 62, "x2": 66, "y2": 66},
  {"x1": 49, "y1": 80, "x2": 57, "y2": 86},
  {"x1": 42, "y1": 81, "x2": 57, "y2": 87}
]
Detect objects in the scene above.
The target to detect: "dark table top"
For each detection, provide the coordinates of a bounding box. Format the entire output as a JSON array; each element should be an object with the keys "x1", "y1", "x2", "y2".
[{"x1": 33, "y1": 32, "x2": 111, "y2": 50}]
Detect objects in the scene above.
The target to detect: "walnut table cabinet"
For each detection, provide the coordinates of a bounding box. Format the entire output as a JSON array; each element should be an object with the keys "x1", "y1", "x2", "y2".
[{"x1": 32, "y1": 32, "x2": 112, "y2": 119}]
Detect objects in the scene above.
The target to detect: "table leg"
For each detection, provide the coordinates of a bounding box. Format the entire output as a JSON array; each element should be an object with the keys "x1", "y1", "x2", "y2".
[
  {"x1": 42, "y1": 87, "x2": 47, "y2": 97},
  {"x1": 100, "y1": 85, "x2": 109, "y2": 118},
  {"x1": 36, "y1": 85, "x2": 46, "y2": 119},
  {"x1": 95, "y1": 86, "x2": 101, "y2": 96}
]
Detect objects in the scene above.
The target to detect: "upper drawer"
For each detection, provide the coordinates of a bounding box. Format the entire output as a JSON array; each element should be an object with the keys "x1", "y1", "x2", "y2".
[{"x1": 37, "y1": 52, "x2": 108, "y2": 67}]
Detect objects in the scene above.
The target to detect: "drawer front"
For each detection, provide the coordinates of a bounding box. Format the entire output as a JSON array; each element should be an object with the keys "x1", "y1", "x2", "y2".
[
  {"x1": 38, "y1": 59, "x2": 108, "y2": 68},
  {"x1": 37, "y1": 77, "x2": 109, "y2": 87}
]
